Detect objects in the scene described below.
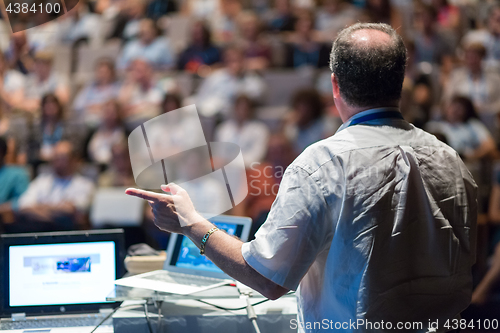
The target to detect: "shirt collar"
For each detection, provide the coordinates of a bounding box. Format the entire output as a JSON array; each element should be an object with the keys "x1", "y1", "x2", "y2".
[{"x1": 337, "y1": 107, "x2": 401, "y2": 133}]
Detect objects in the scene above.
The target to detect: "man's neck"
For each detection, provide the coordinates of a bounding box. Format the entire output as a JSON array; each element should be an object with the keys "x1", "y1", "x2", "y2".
[{"x1": 340, "y1": 104, "x2": 399, "y2": 123}]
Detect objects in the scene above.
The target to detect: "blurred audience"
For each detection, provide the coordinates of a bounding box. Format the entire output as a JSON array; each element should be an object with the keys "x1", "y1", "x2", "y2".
[
  {"x1": 87, "y1": 100, "x2": 126, "y2": 166},
  {"x1": 195, "y1": 46, "x2": 265, "y2": 118},
  {"x1": 443, "y1": 43, "x2": 500, "y2": 130},
  {"x1": 426, "y1": 96, "x2": 496, "y2": 162},
  {"x1": 177, "y1": 21, "x2": 221, "y2": 72},
  {"x1": 118, "y1": 59, "x2": 165, "y2": 129},
  {"x1": 98, "y1": 142, "x2": 135, "y2": 187},
  {"x1": 13, "y1": 141, "x2": 95, "y2": 232},
  {"x1": 28, "y1": 94, "x2": 76, "y2": 164},
  {"x1": 117, "y1": 18, "x2": 174, "y2": 71},
  {"x1": 0, "y1": 137, "x2": 29, "y2": 223},
  {"x1": 73, "y1": 58, "x2": 120, "y2": 127},
  {"x1": 285, "y1": 88, "x2": 332, "y2": 154},
  {"x1": 284, "y1": 10, "x2": 330, "y2": 68},
  {"x1": 215, "y1": 95, "x2": 270, "y2": 167},
  {"x1": 237, "y1": 12, "x2": 272, "y2": 70},
  {"x1": 22, "y1": 51, "x2": 70, "y2": 113},
  {"x1": 265, "y1": 0, "x2": 296, "y2": 32}
]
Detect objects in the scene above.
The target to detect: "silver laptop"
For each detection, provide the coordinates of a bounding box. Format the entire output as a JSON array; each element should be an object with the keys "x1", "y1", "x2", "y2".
[
  {"x1": 90, "y1": 188, "x2": 145, "y2": 228},
  {"x1": 115, "y1": 215, "x2": 252, "y2": 295},
  {"x1": 0, "y1": 230, "x2": 125, "y2": 331}
]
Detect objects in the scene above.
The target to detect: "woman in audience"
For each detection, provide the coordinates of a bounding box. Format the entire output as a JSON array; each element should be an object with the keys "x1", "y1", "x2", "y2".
[
  {"x1": 28, "y1": 94, "x2": 75, "y2": 165},
  {"x1": 117, "y1": 18, "x2": 175, "y2": 71},
  {"x1": 176, "y1": 21, "x2": 221, "y2": 72},
  {"x1": 215, "y1": 95, "x2": 270, "y2": 167},
  {"x1": 284, "y1": 10, "x2": 330, "y2": 68},
  {"x1": 426, "y1": 96, "x2": 496, "y2": 161},
  {"x1": 73, "y1": 58, "x2": 120, "y2": 127},
  {"x1": 285, "y1": 88, "x2": 332, "y2": 154},
  {"x1": 87, "y1": 100, "x2": 126, "y2": 167},
  {"x1": 237, "y1": 12, "x2": 272, "y2": 70}
]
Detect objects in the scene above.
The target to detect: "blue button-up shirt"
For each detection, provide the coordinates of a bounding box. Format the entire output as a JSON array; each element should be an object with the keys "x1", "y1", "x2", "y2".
[{"x1": 242, "y1": 109, "x2": 477, "y2": 332}]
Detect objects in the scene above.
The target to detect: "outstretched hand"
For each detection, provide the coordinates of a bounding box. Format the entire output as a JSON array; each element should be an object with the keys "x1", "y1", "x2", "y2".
[{"x1": 125, "y1": 183, "x2": 202, "y2": 234}]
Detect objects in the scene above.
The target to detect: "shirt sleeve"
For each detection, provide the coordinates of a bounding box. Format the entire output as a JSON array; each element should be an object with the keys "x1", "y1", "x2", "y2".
[{"x1": 241, "y1": 164, "x2": 331, "y2": 290}]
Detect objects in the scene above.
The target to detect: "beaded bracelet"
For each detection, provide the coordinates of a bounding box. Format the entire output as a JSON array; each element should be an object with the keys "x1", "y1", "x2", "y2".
[{"x1": 200, "y1": 227, "x2": 219, "y2": 255}]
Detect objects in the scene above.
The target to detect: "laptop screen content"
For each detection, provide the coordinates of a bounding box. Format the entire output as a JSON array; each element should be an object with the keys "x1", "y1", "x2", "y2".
[
  {"x1": 169, "y1": 222, "x2": 244, "y2": 274},
  {"x1": 9, "y1": 241, "x2": 116, "y2": 307}
]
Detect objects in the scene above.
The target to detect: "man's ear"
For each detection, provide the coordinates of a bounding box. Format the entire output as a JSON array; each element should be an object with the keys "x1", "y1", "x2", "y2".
[{"x1": 331, "y1": 73, "x2": 341, "y2": 100}]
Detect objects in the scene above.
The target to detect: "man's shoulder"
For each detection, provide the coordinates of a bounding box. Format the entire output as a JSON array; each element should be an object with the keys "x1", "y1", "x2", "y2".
[{"x1": 290, "y1": 124, "x2": 458, "y2": 174}]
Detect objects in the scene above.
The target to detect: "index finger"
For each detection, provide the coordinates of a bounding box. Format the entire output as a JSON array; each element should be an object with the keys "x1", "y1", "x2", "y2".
[{"x1": 125, "y1": 188, "x2": 164, "y2": 201}]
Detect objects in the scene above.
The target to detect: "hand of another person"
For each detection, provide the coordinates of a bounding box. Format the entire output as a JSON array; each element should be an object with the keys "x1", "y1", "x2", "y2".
[{"x1": 125, "y1": 183, "x2": 203, "y2": 233}]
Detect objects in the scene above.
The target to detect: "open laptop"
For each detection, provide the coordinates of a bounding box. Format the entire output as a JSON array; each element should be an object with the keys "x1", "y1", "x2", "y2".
[
  {"x1": 90, "y1": 188, "x2": 145, "y2": 228},
  {"x1": 0, "y1": 229, "x2": 125, "y2": 331},
  {"x1": 115, "y1": 215, "x2": 252, "y2": 295}
]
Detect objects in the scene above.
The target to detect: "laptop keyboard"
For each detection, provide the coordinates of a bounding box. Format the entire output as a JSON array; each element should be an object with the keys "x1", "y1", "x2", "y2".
[
  {"x1": 0, "y1": 315, "x2": 111, "y2": 330},
  {"x1": 143, "y1": 271, "x2": 228, "y2": 287}
]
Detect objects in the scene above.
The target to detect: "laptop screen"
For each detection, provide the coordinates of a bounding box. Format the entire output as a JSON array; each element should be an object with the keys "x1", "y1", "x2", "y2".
[
  {"x1": 0, "y1": 229, "x2": 125, "y2": 317},
  {"x1": 9, "y1": 241, "x2": 116, "y2": 307},
  {"x1": 170, "y1": 222, "x2": 243, "y2": 274}
]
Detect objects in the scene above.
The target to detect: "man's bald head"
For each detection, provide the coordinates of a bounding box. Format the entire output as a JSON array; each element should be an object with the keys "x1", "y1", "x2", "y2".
[{"x1": 330, "y1": 23, "x2": 407, "y2": 108}]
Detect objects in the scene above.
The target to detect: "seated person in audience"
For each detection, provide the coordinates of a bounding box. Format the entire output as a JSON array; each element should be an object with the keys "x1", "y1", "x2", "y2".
[
  {"x1": 12, "y1": 141, "x2": 95, "y2": 232},
  {"x1": 210, "y1": 0, "x2": 242, "y2": 44},
  {"x1": 432, "y1": 0, "x2": 461, "y2": 33},
  {"x1": 28, "y1": 94, "x2": 76, "y2": 164},
  {"x1": 411, "y1": 4, "x2": 454, "y2": 66},
  {"x1": 0, "y1": 100, "x2": 28, "y2": 164},
  {"x1": 118, "y1": 58, "x2": 165, "y2": 129},
  {"x1": 236, "y1": 132, "x2": 295, "y2": 239},
  {"x1": 108, "y1": 0, "x2": 147, "y2": 41},
  {"x1": 473, "y1": 169, "x2": 500, "y2": 304},
  {"x1": 0, "y1": 52, "x2": 24, "y2": 110},
  {"x1": 264, "y1": 0, "x2": 296, "y2": 32},
  {"x1": 146, "y1": 0, "x2": 176, "y2": 20},
  {"x1": 361, "y1": 0, "x2": 405, "y2": 38},
  {"x1": 285, "y1": 88, "x2": 334, "y2": 154},
  {"x1": 315, "y1": 0, "x2": 359, "y2": 41},
  {"x1": 462, "y1": 3, "x2": 500, "y2": 70},
  {"x1": 26, "y1": 7, "x2": 60, "y2": 52},
  {"x1": 21, "y1": 51, "x2": 70, "y2": 113},
  {"x1": 237, "y1": 12, "x2": 272, "y2": 70},
  {"x1": 426, "y1": 96, "x2": 496, "y2": 161},
  {"x1": 443, "y1": 43, "x2": 500, "y2": 129},
  {"x1": 5, "y1": 26, "x2": 35, "y2": 74},
  {"x1": 284, "y1": 10, "x2": 330, "y2": 68},
  {"x1": 0, "y1": 137, "x2": 29, "y2": 225},
  {"x1": 195, "y1": 46, "x2": 266, "y2": 118},
  {"x1": 72, "y1": 58, "x2": 120, "y2": 127},
  {"x1": 57, "y1": 0, "x2": 102, "y2": 46},
  {"x1": 98, "y1": 142, "x2": 135, "y2": 187},
  {"x1": 147, "y1": 93, "x2": 205, "y2": 157},
  {"x1": 215, "y1": 95, "x2": 270, "y2": 167},
  {"x1": 117, "y1": 18, "x2": 174, "y2": 71},
  {"x1": 87, "y1": 100, "x2": 126, "y2": 166},
  {"x1": 176, "y1": 20, "x2": 221, "y2": 72}
]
